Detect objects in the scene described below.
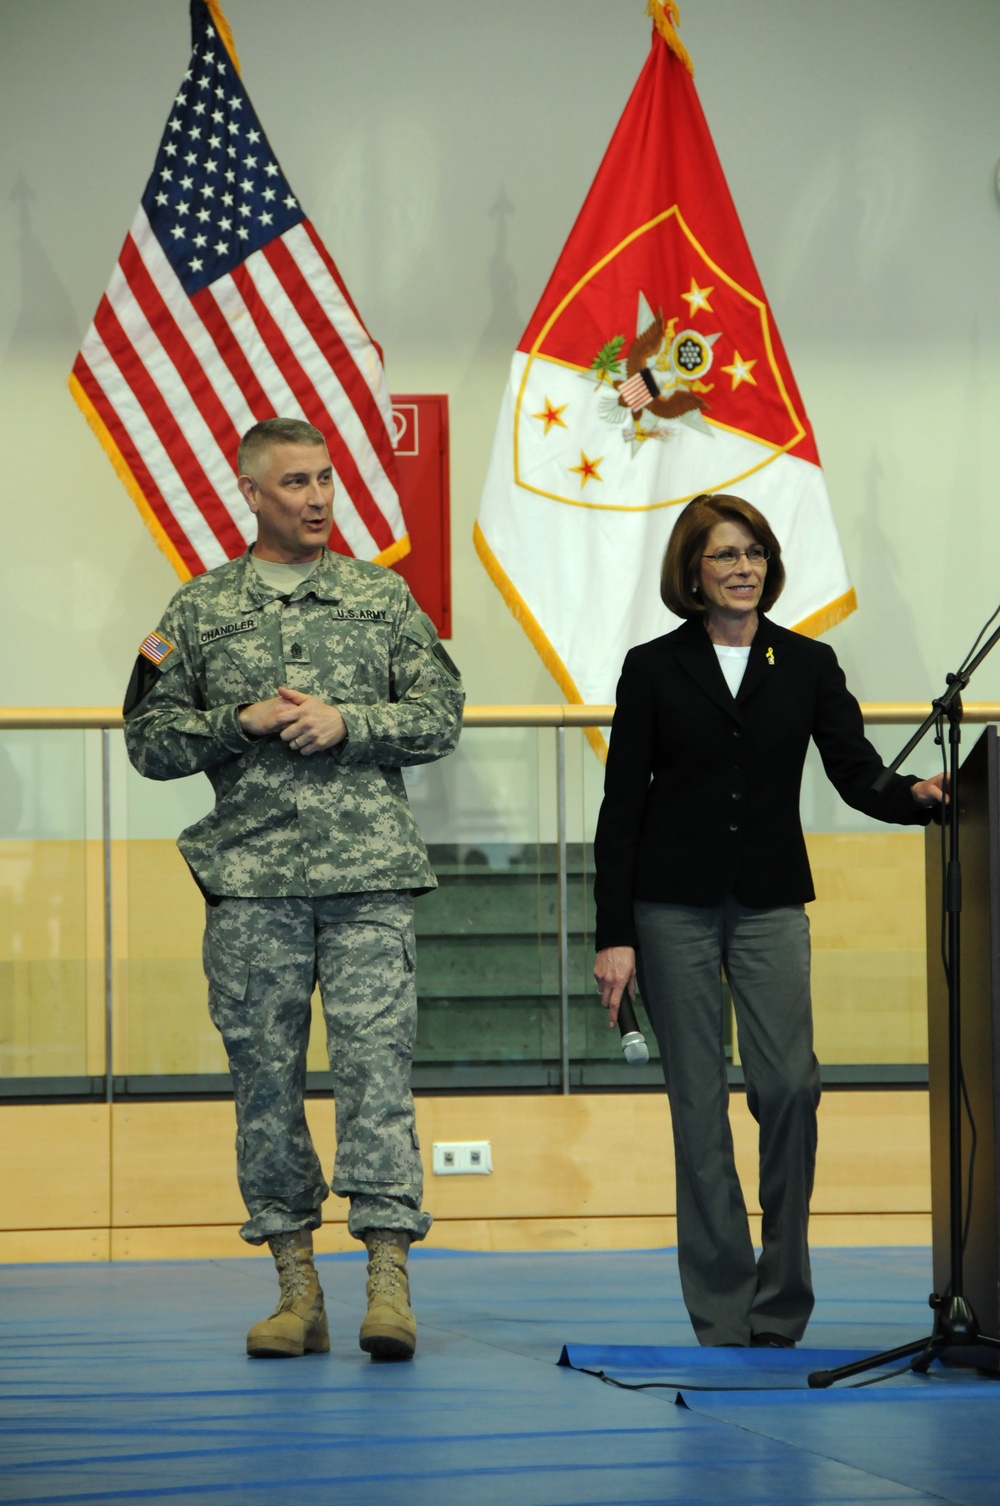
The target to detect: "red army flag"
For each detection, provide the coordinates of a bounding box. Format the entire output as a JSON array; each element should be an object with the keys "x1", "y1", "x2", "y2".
[
  {"x1": 475, "y1": 1, "x2": 855, "y2": 736},
  {"x1": 70, "y1": 0, "x2": 405, "y2": 580}
]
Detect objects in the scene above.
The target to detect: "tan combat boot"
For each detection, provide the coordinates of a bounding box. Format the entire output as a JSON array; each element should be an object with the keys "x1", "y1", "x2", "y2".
[
  {"x1": 246, "y1": 1228, "x2": 330, "y2": 1358},
  {"x1": 358, "y1": 1229, "x2": 417, "y2": 1360}
]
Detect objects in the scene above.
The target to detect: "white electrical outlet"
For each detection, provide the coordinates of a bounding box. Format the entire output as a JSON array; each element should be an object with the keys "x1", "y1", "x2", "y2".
[{"x1": 432, "y1": 1140, "x2": 493, "y2": 1175}]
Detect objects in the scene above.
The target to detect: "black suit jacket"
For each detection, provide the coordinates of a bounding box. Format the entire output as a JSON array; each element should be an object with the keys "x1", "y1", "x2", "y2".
[{"x1": 593, "y1": 615, "x2": 931, "y2": 950}]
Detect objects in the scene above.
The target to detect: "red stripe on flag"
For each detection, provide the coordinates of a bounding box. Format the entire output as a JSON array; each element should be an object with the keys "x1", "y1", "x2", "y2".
[
  {"x1": 266, "y1": 235, "x2": 398, "y2": 487},
  {"x1": 93, "y1": 297, "x2": 247, "y2": 557},
  {"x1": 71, "y1": 347, "x2": 206, "y2": 577},
  {"x1": 230, "y1": 261, "x2": 394, "y2": 551},
  {"x1": 326, "y1": 519, "x2": 352, "y2": 556},
  {"x1": 619, "y1": 373, "x2": 652, "y2": 412},
  {"x1": 190, "y1": 284, "x2": 278, "y2": 423},
  {"x1": 301, "y1": 219, "x2": 371, "y2": 341},
  {"x1": 119, "y1": 235, "x2": 244, "y2": 483}
]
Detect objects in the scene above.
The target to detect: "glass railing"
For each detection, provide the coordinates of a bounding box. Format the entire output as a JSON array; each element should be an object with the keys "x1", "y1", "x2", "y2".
[
  {"x1": 1, "y1": 703, "x2": 988, "y2": 1100},
  {"x1": 0, "y1": 716, "x2": 108, "y2": 1096}
]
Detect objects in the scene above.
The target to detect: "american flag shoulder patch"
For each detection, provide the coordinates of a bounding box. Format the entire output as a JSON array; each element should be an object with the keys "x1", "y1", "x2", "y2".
[{"x1": 138, "y1": 631, "x2": 175, "y2": 667}]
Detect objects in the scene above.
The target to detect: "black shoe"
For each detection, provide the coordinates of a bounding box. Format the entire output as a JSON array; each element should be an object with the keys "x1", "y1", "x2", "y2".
[{"x1": 750, "y1": 1332, "x2": 796, "y2": 1348}]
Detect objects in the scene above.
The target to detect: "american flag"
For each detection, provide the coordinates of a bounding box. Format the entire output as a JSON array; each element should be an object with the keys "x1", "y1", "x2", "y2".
[
  {"x1": 70, "y1": 0, "x2": 406, "y2": 580},
  {"x1": 138, "y1": 631, "x2": 175, "y2": 666}
]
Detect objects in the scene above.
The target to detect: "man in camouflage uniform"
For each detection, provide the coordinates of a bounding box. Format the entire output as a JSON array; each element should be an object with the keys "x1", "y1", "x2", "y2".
[{"x1": 124, "y1": 417, "x2": 463, "y2": 1361}]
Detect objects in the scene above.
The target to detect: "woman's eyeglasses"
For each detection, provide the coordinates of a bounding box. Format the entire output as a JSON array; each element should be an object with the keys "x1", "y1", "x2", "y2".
[{"x1": 702, "y1": 545, "x2": 770, "y2": 567}]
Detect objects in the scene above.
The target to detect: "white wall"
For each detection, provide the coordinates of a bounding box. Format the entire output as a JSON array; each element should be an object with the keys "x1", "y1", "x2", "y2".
[{"x1": 2, "y1": 0, "x2": 999, "y2": 717}]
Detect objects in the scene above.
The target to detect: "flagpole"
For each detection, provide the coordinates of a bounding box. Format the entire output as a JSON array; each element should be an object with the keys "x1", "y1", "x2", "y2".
[{"x1": 556, "y1": 728, "x2": 571, "y2": 1095}]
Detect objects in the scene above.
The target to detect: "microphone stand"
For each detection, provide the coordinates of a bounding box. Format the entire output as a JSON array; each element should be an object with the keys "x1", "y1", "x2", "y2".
[{"x1": 808, "y1": 625, "x2": 1000, "y2": 1388}]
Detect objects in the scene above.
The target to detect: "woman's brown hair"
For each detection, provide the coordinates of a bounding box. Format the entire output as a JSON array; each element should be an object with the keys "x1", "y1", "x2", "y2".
[{"x1": 660, "y1": 493, "x2": 785, "y2": 619}]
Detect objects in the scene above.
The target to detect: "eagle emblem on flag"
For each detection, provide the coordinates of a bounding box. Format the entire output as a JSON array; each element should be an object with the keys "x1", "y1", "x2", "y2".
[{"x1": 592, "y1": 292, "x2": 720, "y2": 454}]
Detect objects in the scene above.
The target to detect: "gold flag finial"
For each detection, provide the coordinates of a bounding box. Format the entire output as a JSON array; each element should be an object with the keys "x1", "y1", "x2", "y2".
[{"x1": 646, "y1": 1, "x2": 694, "y2": 76}]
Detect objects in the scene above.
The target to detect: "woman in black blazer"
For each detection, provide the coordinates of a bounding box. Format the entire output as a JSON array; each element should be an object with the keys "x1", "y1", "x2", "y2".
[{"x1": 593, "y1": 493, "x2": 944, "y2": 1348}]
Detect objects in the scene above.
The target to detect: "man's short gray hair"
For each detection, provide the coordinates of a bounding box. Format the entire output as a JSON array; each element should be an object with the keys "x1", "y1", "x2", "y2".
[{"x1": 237, "y1": 417, "x2": 327, "y2": 479}]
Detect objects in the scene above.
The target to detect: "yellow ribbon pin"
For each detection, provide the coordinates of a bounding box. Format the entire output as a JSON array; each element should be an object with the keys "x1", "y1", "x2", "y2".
[{"x1": 766, "y1": 646, "x2": 775, "y2": 666}]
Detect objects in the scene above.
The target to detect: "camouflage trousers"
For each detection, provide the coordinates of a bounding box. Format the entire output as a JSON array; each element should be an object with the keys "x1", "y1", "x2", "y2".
[{"x1": 203, "y1": 891, "x2": 431, "y2": 1245}]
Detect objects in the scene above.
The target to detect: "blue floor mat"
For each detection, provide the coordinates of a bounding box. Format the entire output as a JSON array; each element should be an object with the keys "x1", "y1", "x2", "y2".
[
  {"x1": 0, "y1": 1247, "x2": 995, "y2": 1506},
  {"x1": 558, "y1": 1342, "x2": 987, "y2": 1391},
  {"x1": 682, "y1": 1387, "x2": 1000, "y2": 1506}
]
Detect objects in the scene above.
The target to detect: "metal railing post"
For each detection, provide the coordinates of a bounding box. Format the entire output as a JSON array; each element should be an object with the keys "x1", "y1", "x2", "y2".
[
  {"x1": 556, "y1": 726, "x2": 570, "y2": 1095},
  {"x1": 102, "y1": 728, "x2": 114, "y2": 1105}
]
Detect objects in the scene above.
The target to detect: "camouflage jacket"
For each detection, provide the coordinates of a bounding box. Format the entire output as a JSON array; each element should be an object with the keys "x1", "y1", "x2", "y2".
[{"x1": 123, "y1": 549, "x2": 464, "y2": 898}]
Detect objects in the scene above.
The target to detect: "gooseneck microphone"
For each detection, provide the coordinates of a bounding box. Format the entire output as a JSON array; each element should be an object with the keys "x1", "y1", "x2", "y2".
[{"x1": 617, "y1": 993, "x2": 650, "y2": 1065}]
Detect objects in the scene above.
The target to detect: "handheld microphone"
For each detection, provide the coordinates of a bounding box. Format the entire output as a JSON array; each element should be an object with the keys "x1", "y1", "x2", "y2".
[{"x1": 617, "y1": 993, "x2": 650, "y2": 1065}]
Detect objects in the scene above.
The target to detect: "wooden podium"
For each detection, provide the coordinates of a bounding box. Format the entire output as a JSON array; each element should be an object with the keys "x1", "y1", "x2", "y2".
[{"x1": 925, "y1": 723, "x2": 1000, "y2": 1369}]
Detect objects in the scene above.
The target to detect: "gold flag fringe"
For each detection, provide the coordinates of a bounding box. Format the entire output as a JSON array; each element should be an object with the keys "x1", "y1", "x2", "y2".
[
  {"x1": 205, "y1": 0, "x2": 241, "y2": 74},
  {"x1": 473, "y1": 522, "x2": 609, "y2": 761},
  {"x1": 792, "y1": 588, "x2": 858, "y2": 640},
  {"x1": 68, "y1": 373, "x2": 193, "y2": 582},
  {"x1": 646, "y1": 0, "x2": 694, "y2": 76},
  {"x1": 374, "y1": 533, "x2": 412, "y2": 568}
]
